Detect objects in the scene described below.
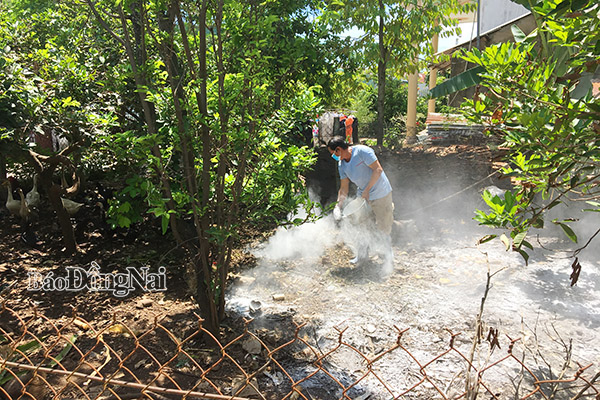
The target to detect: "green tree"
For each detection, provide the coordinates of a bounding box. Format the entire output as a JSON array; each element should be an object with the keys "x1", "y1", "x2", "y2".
[
  {"x1": 323, "y1": 0, "x2": 472, "y2": 146},
  {"x1": 252, "y1": 0, "x2": 353, "y2": 108},
  {"x1": 0, "y1": 1, "x2": 118, "y2": 253},
  {"x1": 348, "y1": 76, "x2": 435, "y2": 147},
  {"x1": 452, "y1": 0, "x2": 599, "y2": 263},
  {"x1": 85, "y1": 0, "x2": 322, "y2": 334}
]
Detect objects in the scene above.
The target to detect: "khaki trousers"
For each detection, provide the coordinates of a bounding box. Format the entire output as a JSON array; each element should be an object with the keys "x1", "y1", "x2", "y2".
[{"x1": 369, "y1": 192, "x2": 394, "y2": 235}]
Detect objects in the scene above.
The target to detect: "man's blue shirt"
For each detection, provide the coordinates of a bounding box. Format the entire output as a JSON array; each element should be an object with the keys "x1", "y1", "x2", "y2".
[{"x1": 338, "y1": 145, "x2": 392, "y2": 200}]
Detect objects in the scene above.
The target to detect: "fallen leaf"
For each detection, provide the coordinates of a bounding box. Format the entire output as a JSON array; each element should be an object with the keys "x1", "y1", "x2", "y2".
[
  {"x1": 108, "y1": 324, "x2": 131, "y2": 337},
  {"x1": 73, "y1": 317, "x2": 90, "y2": 331},
  {"x1": 570, "y1": 257, "x2": 582, "y2": 286}
]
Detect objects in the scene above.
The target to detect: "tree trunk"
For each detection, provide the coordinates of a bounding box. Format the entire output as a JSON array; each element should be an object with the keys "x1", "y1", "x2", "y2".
[
  {"x1": 376, "y1": 0, "x2": 387, "y2": 147},
  {"x1": 0, "y1": 153, "x2": 6, "y2": 180},
  {"x1": 197, "y1": 0, "x2": 221, "y2": 335},
  {"x1": 163, "y1": 0, "x2": 220, "y2": 336},
  {"x1": 47, "y1": 181, "x2": 78, "y2": 254},
  {"x1": 377, "y1": 61, "x2": 386, "y2": 147},
  {"x1": 114, "y1": 3, "x2": 186, "y2": 244}
]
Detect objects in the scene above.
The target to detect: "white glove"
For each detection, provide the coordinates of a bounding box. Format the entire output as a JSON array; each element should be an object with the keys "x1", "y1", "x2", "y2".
[{"x1": 333, "y1": 205, "x2": 342, "y2": 221}]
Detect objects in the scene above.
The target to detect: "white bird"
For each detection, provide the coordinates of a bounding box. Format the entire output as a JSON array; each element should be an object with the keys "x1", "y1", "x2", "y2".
[
  {"x1": 61, "y1": 197, "x2": 84, "y2": 215},
  {"x1": 25, "y1": 174, "x2": 41, "y2": 208},
  {"x1": 17, "y1": 188, "x2": 31, "y2": 222},
  {"x1": 2, "y1": 179, "x2": 20, "y2": 216}
]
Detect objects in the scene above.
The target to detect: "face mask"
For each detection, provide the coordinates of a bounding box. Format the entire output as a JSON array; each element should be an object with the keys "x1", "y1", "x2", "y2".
[{"x1": 331, "y1": 153, "x2": 340, "y2": 161}]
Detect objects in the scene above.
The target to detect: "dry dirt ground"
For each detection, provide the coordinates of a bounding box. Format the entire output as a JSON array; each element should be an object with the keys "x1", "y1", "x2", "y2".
[
  {"x1": 1, "y1": 144, "x2": 599, "y2": 399},
  {"x1": 228, "y1": 144, "x2": 600, "y2": 398}
]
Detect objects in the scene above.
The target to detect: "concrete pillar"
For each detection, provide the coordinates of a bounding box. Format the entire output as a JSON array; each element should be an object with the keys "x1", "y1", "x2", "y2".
[
  {"x1": 405, "y1": 70, "x2": 419, "y2": 144},
  {"x1": 428, "y1": 32, "x2": 439, "y2": 115}
]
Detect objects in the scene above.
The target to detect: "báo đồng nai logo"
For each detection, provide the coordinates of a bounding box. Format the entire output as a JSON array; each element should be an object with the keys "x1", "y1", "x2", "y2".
[{"x1": 27, "y1": 262, "x2": 167, "y2": 297}]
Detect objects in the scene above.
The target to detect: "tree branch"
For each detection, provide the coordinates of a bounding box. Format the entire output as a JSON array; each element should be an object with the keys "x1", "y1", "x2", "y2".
[
  {"x1": 573, "y1": 227, "x2": 600, "y2": 257},
  {"x1": 85, "y1": 0, "x2": 125, "y2": 46}
]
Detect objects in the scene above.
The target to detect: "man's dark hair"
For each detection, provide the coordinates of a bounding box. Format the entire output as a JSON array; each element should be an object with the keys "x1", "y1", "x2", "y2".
[{"x1": 327, "y1": 136, "x2": 349, "y2": 151}]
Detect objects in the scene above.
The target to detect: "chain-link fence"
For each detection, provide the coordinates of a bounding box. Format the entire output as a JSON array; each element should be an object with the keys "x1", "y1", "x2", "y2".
[{"x1": 1, "y1": 302, "x2": 598, "y2": 400}]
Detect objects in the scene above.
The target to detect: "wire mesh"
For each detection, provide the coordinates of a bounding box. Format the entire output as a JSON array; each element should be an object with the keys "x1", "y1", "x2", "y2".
[{"x1": 0, "y1": 302, "x2": 598, "y2": 400}]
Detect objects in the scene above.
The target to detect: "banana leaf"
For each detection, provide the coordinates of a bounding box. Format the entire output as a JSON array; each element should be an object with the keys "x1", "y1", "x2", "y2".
[{"x1": 429, "y1": 65, "x2": 485, "y2": 98}]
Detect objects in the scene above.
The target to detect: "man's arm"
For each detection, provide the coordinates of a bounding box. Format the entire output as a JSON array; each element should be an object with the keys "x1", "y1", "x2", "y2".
[
  {"x1": 333, "y1": 178, "x2": 350, "y2": 220},
  {"x1": 362, "y1": 160, "x2": 383, "y2": 200},
  {"x1": 337, "y1": 177, "x2": 350, "y2": 207}
]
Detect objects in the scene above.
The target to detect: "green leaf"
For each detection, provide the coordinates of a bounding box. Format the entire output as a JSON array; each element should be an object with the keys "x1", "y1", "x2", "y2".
[
  {"x1": 531, "y1": 216, "x2": 544, "y2": 229},
  {"x1": 0, "y1": 336, "x2": 48, "y2": 385},
  {"x1": 556, "y1": 221, "x2": 578, "y2": 243},
  {"x1": 117, "y1": 215, "x2": 131, "y2": 228},
  {"x1": 478, "y1": 234, "x2": 497, "y2": 245},
  {"x1": 571, "y1": 72, "x2": 600, "y2": 99},
  {"x1": 16, "y1": 337, "x2": 44, "y2": 353},
  {"x1": 48, "y1": 335, "x2": 77, "y2": 368},
  {"x1": 583, "y1": 201, "x2": 600, "y2": 212},
  {"x1": 511, "y1": 24, "x2": 526, "y2": 43},
  {"x1": 512, "y1": 231, "x2": 527, "y2": 249},
  {"x1": 546, "y1": 199, "x2": 562, "y2": 210},
  {"x1": 570, "y1": 0, "x2": 590, "y2": 12},
  {"x1": 161, "y1": 214, "x2": 170, "y2": 235},
  {"x1": 521, "y1": 240, "x2": 534, "y2": 250},
  {"x1": 0, "y1": 370, "x2": 26, "y2": 386},
  {"x1": 516, "y1": 248, "x2": 530, "y2": 265},
  {"x1": 62, "y1": 96, "x2": 81, "y2": 108},
  {"x1": 500, "y1": 233, "x2": 511, "y2": 251},
  {"x1": 118, "y1": 202, "x2": 132, "y2": 213},
  {"x1": 570, "y1": 175, "x2": 579, "y2": 188},
  {"x1": 430, "y1": 66, "x2": 485, "y2": 98}
]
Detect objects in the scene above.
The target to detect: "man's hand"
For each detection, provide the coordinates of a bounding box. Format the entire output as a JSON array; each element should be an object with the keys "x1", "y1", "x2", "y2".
[
  {"x1": 333, "y1": 205, "x2": 342, "y2": 221},
  {"x1": 361, "y1": 191, "x2": 370, "y2": 201}
]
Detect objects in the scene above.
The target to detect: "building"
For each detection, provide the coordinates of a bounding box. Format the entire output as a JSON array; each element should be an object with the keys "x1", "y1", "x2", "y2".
[{"x1": 406, "y1": 0, "x2": 534, "y2": 142}]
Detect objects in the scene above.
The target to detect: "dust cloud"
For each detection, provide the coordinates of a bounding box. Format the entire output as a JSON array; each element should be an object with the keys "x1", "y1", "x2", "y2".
[
  {"x1": 254, "y1": 214, "x2": 339, "y2": 262},
  {"x1": 382, "y1": 155, "x2": 492, "y2": 247},
  {"x1": 225, "y1": 148, "x2": 600, "y2": 398},
  {"x1": 233, "y1": 148, "x2": 498, "y2": 301},
  {"x1": 253, "y1": 201, "x2": 393, "y2": 269}
]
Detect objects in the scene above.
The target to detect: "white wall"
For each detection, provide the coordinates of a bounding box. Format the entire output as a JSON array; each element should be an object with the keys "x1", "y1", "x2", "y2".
[
  {"x1": 438, "y1": 21, "x2": 477, "y2": 52},
  {"x1": 480, "y1": 0, "x2": 529, "y2": 33}
]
